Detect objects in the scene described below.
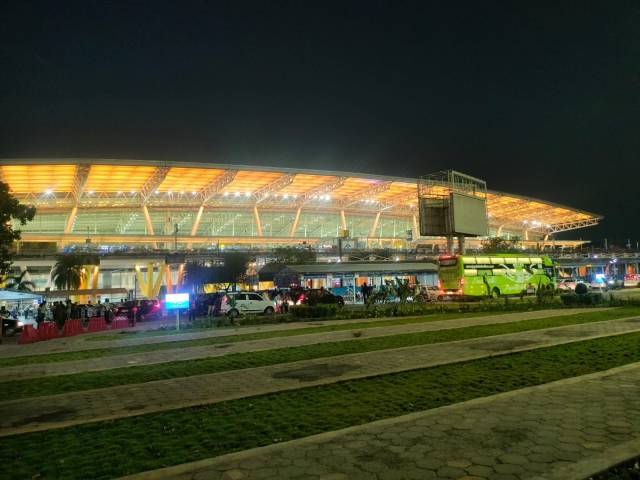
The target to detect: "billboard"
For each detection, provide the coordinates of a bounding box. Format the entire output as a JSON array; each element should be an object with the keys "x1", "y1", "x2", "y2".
[
  {"x1": 450, "y1": 192, "x2": 488, "y2": 236},
  {"x1": 165, "y1": 293, "x2": 189, "y2": 310},
  {"x1": 418, "y1": 198, "x2": 450, "y2": 236}
]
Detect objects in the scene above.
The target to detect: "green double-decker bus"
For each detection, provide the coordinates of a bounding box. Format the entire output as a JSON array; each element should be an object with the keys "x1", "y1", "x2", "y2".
[{"x1": 438, "y1": 254, "x2": 556, "y2": 299}]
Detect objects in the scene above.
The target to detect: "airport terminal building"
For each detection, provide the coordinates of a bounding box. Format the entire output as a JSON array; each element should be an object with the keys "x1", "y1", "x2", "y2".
[
  {"x1": 0, "y1": 159, "x2": 602, "y2": 293},
  {"x1": 1, "y1": 159, "x2": 600, "y2": 252}
]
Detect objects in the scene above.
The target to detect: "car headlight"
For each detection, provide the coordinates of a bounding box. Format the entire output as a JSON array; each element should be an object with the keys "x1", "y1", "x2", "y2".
[{"x1": 17, "y1": 321, "x2": 24, "y2": 327}]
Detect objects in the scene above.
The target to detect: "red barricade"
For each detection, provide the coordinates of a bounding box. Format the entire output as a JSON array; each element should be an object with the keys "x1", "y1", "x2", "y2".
[
  {"x1": 111, "y1": 317, "x2": 129, "y2": 329},
  {"x1": 38, "y1": 322, "x2": 58, "y2": 340},
  {"x1": 62, "y1": 319, "x2": 84, "y2": 337},
  {"x1": 87, "y1": 317, "x2": 107, "y2": 332},
  {"x1": 19, "y1": 325, "x2": 39, "y2": 344}
]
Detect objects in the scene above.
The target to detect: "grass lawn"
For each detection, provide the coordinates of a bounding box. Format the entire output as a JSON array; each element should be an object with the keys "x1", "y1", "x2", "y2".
[
  {"x1": 0, "y1": 309, "x2": 558, "y2": 367},
  {"x1": 2, "y1": 307, "x2": 639, "y2": 400},
  {"x1": 3, "y1": 331, "x2": 640, "y2": 479}
]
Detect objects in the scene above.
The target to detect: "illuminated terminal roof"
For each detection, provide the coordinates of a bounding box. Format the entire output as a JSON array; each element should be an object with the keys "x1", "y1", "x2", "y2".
[{"x1": 0, "y1": 159, "x2": 601, "y2": 248}]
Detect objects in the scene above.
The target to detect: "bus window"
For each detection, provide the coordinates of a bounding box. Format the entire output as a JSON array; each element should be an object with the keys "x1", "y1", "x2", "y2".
[{"x1": 440, "y1": 258, "x2": 458, "y2": 266}]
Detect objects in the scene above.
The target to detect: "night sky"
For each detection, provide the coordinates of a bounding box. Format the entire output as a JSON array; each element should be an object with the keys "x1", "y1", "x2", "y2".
[{"x1": 1, "y1": 1, "x2": 639, "y2": 245}]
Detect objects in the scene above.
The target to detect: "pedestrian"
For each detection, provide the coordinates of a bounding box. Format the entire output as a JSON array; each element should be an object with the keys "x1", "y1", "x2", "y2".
[
  {"x1": 188, "y1": 297, "x2": 197, "y2": 323},
  {"x1": 129, "y1": 301, "x2": 138, "y2": 327},
  {"x1": 36, "y1": 301, "x2": 45, "y2": 327},
  {"x1": 103, "y1": 299, "x2": 111, "y2": 324},
  {"x1": 274, "y1": 290, "x2": 283, "y2": 313},
  {"x1": 54, "y1": 302, "x2": 66, "y2": 328},
  {"x1": 65, "y1": 299, "x2": 72, "y2": 322},
  {"x1": 361, "y1": 282, "x2": 369, "y2": 304},
  {"x1": 281, "y1": 291, "x2": 290, "y2": 314}
]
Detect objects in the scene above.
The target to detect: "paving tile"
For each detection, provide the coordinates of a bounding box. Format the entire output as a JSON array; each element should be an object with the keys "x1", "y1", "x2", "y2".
[{"x1": 116, "y1": 362, "x2": 640, "y2": 480}]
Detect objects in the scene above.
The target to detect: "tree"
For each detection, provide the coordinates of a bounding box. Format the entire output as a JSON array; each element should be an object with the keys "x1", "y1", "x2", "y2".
[
  {"x1": 271, "y1": 247, "x2": 316, "y2": 264},
  {"x1": 219, "y1": 252, "x2": 249, "y2": 287},
  {"x1": 5, "y1": 269, "x2": 35, "y2": 292},
  {"x1": 0, "y1": 181, "x2": 36, "y2": 276},
  {"x1": 481, "y1": 236, "x2": 521, "y2": 253},
  {"x1": 183, "y1": 253, "x2": 250, "y2": 292},
  {"x1": 183, "y1": 261, "x2": 216, "y2": 293},
  {"x1": 51, "y1": 253, "x2": 99, "y2": 290}
]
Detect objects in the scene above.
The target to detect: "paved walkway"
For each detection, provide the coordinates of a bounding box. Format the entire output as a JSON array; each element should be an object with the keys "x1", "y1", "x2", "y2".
[
  {"x1": 1, "y1": 316, "x2": 638, "y2": 437},
  {"x1": 119, "y1": 361, "x2": 640, "y2": 480},
  {"x1": 0, "y1": 308, "x2": 606, "y2": 358},
  {"x1": 0, "y1": 308, "x2": 605, "y2": 381}
]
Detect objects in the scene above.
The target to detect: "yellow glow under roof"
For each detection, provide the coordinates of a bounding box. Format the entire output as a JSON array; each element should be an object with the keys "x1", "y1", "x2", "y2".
[
  {"x1": 157, "y1": 167, "x2": 226, "y2": 192},
  {"x1": 1, "y1": 164, "x2": 77, "y2": 193},
  {"x1": 84, "y1": 165, "x2": 158, "y2": 192}
]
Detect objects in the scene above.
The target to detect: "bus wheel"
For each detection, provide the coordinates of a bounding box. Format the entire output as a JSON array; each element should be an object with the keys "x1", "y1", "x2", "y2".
[{"x1": 491, "y1": 288, "x2": 500, "y2": 299}]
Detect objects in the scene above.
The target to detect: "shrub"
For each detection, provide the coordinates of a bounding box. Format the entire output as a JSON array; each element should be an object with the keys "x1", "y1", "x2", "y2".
[
  {"x1": 560, "y1": 292, "x2": 603, "y2": 306},
  {"x1": 575, "y1": 283, "x2": 589, "y2": 295},
  {"x1": 560, "y1": 293, "x2": 578, "y2": 306},
  {"x1": 290, "y1": 304, "x2": 339, "y2": 319}
]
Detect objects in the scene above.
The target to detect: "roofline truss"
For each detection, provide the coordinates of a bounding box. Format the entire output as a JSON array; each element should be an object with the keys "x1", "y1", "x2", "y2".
[
  {"x1": 140, "y1": 166, "x2": 171, "y2": 203},
  {"x1": 71, "y1": 164, "x2": 91, "y2": 203},
  {"x1": 199, "y1": 169, "x2": 238, "y2": 204},
  {"x1": 295, "y1": 176, "x2": 348, "y2": 207},
  {"x1": 253, "y1": 173, "x2": 296, "y2": 203},
  {"x1": 339, "y1": 181, "x2": 393, "y2": 207}
]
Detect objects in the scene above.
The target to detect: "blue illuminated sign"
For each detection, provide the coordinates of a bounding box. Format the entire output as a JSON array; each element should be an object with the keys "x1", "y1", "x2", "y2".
[{"x1": 165, "y1": 293, "x2": 189, "y2": 310}]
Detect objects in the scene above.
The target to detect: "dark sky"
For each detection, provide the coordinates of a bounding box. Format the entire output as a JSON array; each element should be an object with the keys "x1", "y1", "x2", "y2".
[{"x1": 1, "y1": 1, "x2": 639, "y2": 245}]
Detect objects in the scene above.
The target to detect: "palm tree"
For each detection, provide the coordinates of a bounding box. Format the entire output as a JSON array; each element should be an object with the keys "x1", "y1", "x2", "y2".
[
  {"x1": 51, "y1": 253, "x2": 97, "y2": 290},
  {"x1": 5, "y1": 269, "x2": 35, "y2": 292}
]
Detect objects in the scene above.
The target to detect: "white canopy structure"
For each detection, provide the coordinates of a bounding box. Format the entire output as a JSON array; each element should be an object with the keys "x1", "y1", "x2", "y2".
[{"x1": 0, "y1": 289, "x2": 42, "y2": 302}]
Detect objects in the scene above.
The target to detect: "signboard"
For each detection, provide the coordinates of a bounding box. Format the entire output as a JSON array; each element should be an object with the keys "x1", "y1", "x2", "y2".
[
  {"x1": 165, "y1": 293, "x2": 189, "y2": 310},
  {"x1": 419, "y1": 198, "x2": 450, "y2": 236},
  {"x1": 450, "y1": 192, "x2": 488, "y2": 236}
]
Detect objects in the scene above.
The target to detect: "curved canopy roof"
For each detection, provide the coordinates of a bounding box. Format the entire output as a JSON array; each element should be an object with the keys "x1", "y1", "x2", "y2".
[{"x1": 0, "y1": 159, "x2": 601, "y2": 235}]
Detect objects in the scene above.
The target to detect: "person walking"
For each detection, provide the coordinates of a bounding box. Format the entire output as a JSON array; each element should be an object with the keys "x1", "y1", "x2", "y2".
[
  {"x1": 361, "y1": 282, "x2": 369, "y2": 304},
  {"x1": 36, "y1": 301, "x2": 46, "y2": 327},
  {"x1": 65, "y1": 299, "x2": 72, "y2": 322},
  {"x1": 54, "y1": 302, "x2": 66, "y2": 329},
  {"x1": 103, "y1": 299, "x2": 111, "y2": 324},
  {"x1": 188, "y1": 297, "x2": 197, "y2": 323}
]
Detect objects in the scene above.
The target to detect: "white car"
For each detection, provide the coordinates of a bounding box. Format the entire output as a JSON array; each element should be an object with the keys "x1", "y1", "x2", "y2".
[
  {"x1": 624, "y1": 274, "x2": 640, "y2": 288},
  {"x1": 557, "y1": 278, "x2": 577, "y2": 291},
  {"x1": 221, "y1": 292, "x2": 276, "y2": 318}
]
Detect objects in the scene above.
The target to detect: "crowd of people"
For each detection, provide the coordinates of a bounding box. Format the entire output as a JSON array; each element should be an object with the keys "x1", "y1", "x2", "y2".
[{"x1": 0, "y1": 299, "x2": 120, "y2": 328}]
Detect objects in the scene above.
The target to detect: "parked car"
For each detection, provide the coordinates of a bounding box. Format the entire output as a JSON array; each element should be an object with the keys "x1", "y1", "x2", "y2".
[
  {"x1": 589, "y1": 276, "x2": 610, "y2": 291},
  {"x1": 1, "y1": 316, "x2": 26, "y2": 337},
  {"x1": 221, "y1": 292, "x2": 276, "y2": 318},
  {"x1": 413, "y1": 285, "x2": 440, "y2": 302},
  {"x1": 115, "y1": 299, "x2": 162, "y2": 321},
  {"x1": 624, "y1": 274, "x2": 640, "y2": 288},
  {"x1": 557, "y1": 278, "x2": 578, "y2": 291},
  {"x1": 291, "y1": 288, "x2": 345, "y2": 307}
]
